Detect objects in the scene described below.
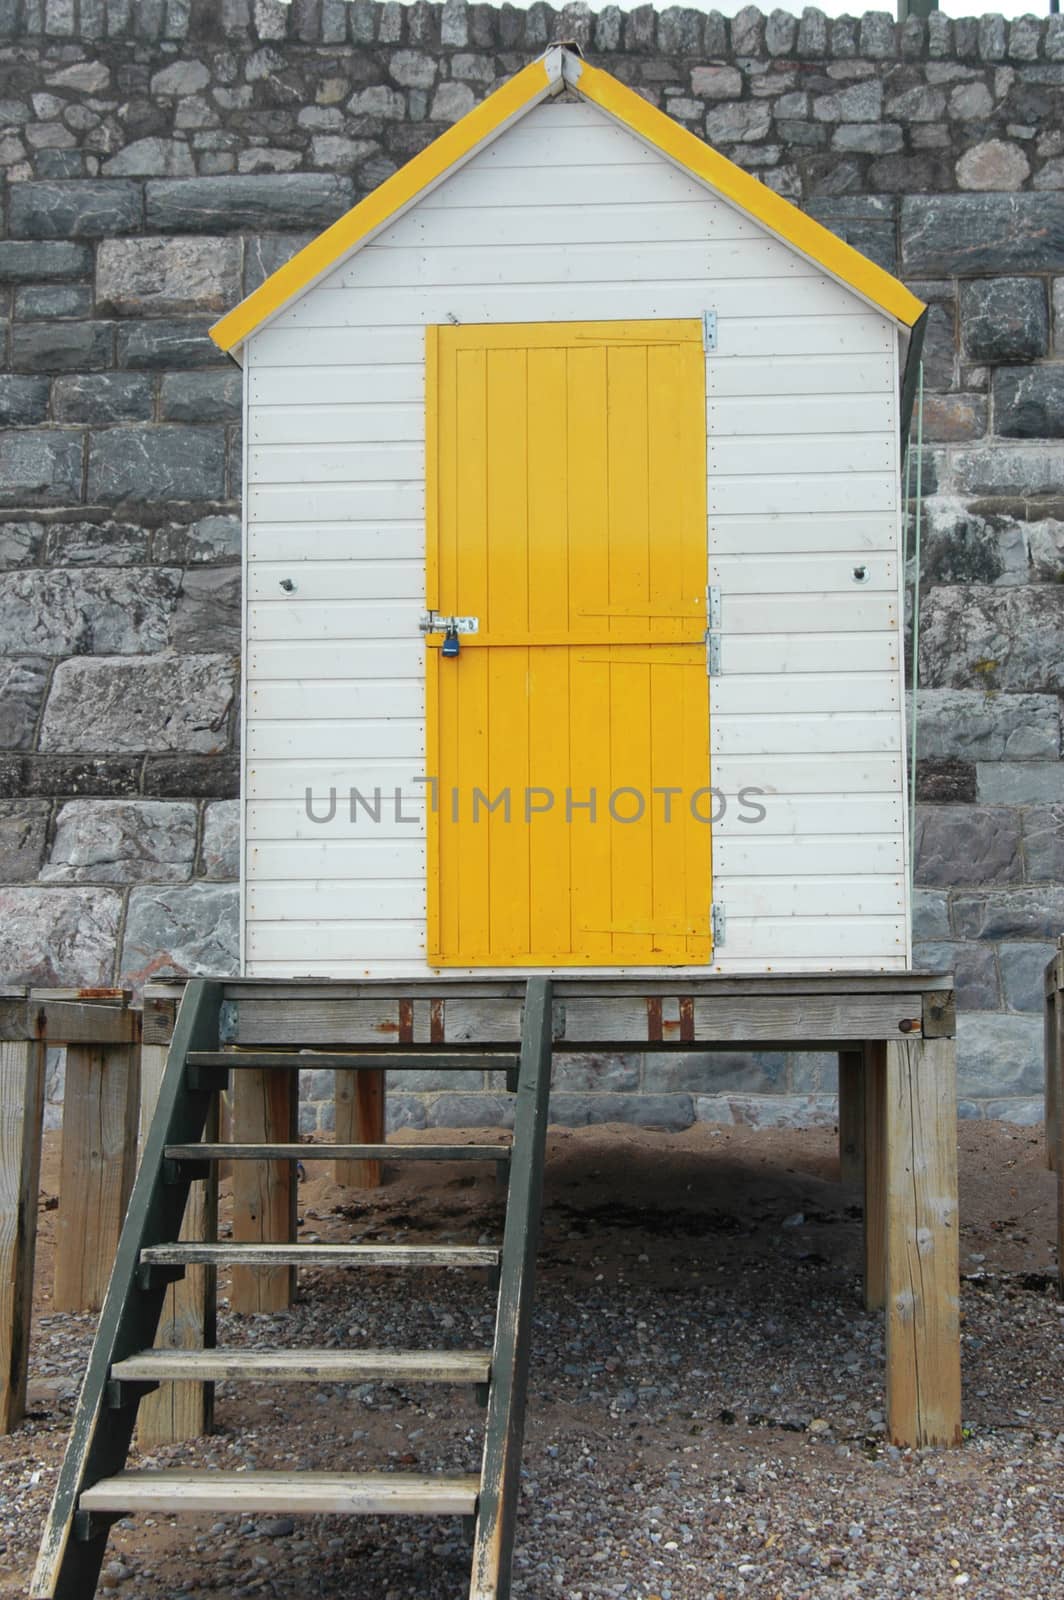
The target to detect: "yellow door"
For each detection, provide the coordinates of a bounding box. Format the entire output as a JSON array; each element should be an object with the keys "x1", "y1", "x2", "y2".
[{"x1": 426, "y1": 320, "x2": 712, "y2": 967}]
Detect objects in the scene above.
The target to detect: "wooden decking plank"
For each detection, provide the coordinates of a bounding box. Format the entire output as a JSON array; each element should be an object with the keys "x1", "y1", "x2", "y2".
[
  {"x1": 111, "y1": 1348, "x2": 491, "y2": 1384},
  {"x1": 141, "y1": 1242, "x2": 500, "y2": 1269},
  {"x1": 188, "y1": 1051, "x2": 518, "y2": 1071},
  {"x1": 79, "y1": 1470, "x2": 480, "y2": 1518},
  {"x1": 165, "y1": 1142, "x2": 511, "y2": 1162}
]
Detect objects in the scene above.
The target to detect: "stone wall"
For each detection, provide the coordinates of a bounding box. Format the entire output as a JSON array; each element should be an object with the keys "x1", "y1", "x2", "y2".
[{"x1": 2, "y1": 1, "x2": 1063, "y2": 1129}]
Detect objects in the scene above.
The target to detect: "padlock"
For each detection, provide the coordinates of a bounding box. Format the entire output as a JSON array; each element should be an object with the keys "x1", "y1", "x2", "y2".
[{"x1": 441, "y1": 626, "x2": 460, "y2": 659}]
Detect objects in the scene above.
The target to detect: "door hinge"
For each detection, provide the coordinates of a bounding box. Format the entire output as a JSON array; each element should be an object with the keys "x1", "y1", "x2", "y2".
[
  {"x1": 706, "y1": 634, "x2": 721, "y2": 676},
  {"x1": 706, "y1": 585, "x2": 722, "y2": 675},
  {"x1": 702, "y1": 310, "x2": 717, "y2": 352},
  {"x1": 419, "y1": 611, "x2": 479, "y2": 635},
  {"x1": 711, "y1": 902, "x2": 725, "y2": 946}
]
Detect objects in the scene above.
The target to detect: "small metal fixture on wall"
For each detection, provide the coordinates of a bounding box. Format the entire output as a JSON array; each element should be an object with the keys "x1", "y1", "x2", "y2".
[{"x1": 897, "y1": 0, "x2": 939, "y2": 16}]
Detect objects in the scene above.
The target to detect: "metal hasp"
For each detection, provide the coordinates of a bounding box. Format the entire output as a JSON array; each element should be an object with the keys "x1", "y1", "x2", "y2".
[{"x1": 419, "y1": 611, "x2": 479, "y2": 635}]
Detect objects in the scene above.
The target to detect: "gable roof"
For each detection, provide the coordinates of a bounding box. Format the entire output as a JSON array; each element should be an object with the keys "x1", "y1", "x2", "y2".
[{"x1": 210, "y1": 46, "x2": 926, "y2": 358}]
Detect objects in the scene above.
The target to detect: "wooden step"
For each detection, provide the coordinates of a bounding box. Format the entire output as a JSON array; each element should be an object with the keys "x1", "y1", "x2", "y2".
[
  {"x1": 140, "y1": 1242, "x2": 500, "y2": 1270},
  {"x1": 186, "y1": 1050, "x2": 519, "y2": 1072},
  {"x1": 79, "y1": 1469, "x2": 479, "y2": 1518},
  {"x1": 110, "y1": 1348, "x2": 491, "y2": 1385},
  {"x1": 165, "y1": 1141, "x2": 511, "y2": 1164}
]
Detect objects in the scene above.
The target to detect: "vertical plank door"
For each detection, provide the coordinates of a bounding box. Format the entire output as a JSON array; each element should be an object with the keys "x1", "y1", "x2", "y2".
[{"x1": 426, "y1": 320, "x2": 712, "y2": 968}]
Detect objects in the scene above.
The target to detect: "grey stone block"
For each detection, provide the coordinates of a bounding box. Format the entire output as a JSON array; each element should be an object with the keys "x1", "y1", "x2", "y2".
[
  {"x1": 797, "y1": 7, "x2": 829, "y2": 55},
  {"x1": 243, "y1": 233, "x2": 316, "y2": 294},
  {"x1": 0, "y1": 376, "x2": 50, "y2": 426},
  {"x1": 901, "y1": 195, "x2": 1064, "y2": 276},
  {"x1": 957, "y1": 140, "x2": 1031, "y2": 193},
  {"x1": 978, "y1": 762, "x2": 1064, "y2": 805},
  {"x1": 980, "y1": 1098, "x2": 1044, "y2": 1126},
  {"x1": 730, "y1": 4, "x2": 764, "y2": 55},
  {"x1": 812, "y1": 80, "x2": 882, "y2": 122},
  {"x1": 957, "y1": 1011, "x2": 1043, "y2": 1097},
  {"x1": 154, "y1": 514, "x2": 241, "y2": 564},
  {"x1": 643, "y1": 1052, "x2": 787, "y2": 1093},
  {"x1": 145, "y1": 174, "x2": 354, "y2": 231},
  {"x1": 920, "y1": 586, "x2": 1064, "y2": 694},
  {"x1": 953, "y1": 448, "x2": 1062, "y2": 498},
  {"x1": 121, "y1": 881, "x2": 240, "y2": 987},
  {"x1": 913, "y1": 888, "x2": 951, "y2": 939},
  {"x1": 550, "y1": 1093, "x2": 694, "y2": 1131},
  {"x1": 42, "y1": 798, "x2": 197, "y2": 883},
  {"x1": 8, "y1": 181, "x2": 143, "y2": 238},
  {"x1": 0, "y1": 240, "x2": 92, "y2": 280},
  {"x1": 14, "y1": 283, "x2": 93, "y2": 319},
  {"x1": 912, "y1": 940, "x2": 1001, "y2": 1010},
  {"x1": 385, "y1": 1093, "x2": 428, "y2": 1133},
  {"x1": 552, "y1": 1052, "x2": 640, "y2": 1093},
  {"x1": 0, "y1": 886, "x2": 122, "y2": 986},
  {"x1": 999, "y1": 941, "x2": 1057, "y2": 1013},
  {"x1": 1022, "y1": 805, "x2": 1064, "y2": 882},
  {"x1": 88, "y1": 425, "x2": 226, "y2": 503},
  {"x1": 43, "y1": 520, "x2": 151, "y2": 565},
  {"x1": 787, "y1": 1052, "x2": 838, "y2": 1094},
  {"x1": 694, "y1": 1093, "x2": 838, "y2": 1129},
  {"x1": 916, "y1": 496, "x2": 1028, "y2": 587},
  {"x1": 0, "y1": 657, "x2": 49, "y2": 750},
  {"x1": 914, "y1": 804, "x2": 1022, "y2": 887},
  {"x1": 916, "y1": 761, "x2": 976, "y2": 804},
  {"x1": 144, "y1": 754, "x2": 239, "y2": 798},
  {"x1": 96, "y1": 235, "x2": 242, "y2": 315},
  {"x1": 11, "y1": 320, "x2": 112, "y2": 372},
  {"x1": 952, "y1": 887, "x2": 1064, "y2": 940},
  {"x1": 691, "y1": 65, "x2": 742, "y2": 99},
  {"x1": 201, "y1": 799, "x2": 239, "y2": 878},
  {"x1": 6, "y1": 756, "x2": 143, "y2": 800},
  {"x1": 0, "y1": 567, "x2": 179, "y2": 655},
  {"x1": 0, "y1": 801, "x2": 50, "y2": 883},
  {"x1": 388, "y1": 1069, "x2": 485, "y2": 1092},
  {"x1": 170, "y1": 567, "x2": 241, "y2": 652},
  {"x1": 0, "y1": 522, "x2": 46, "y2": 569},
  {"x1": 40, "y1": 654, "x2": 236, "y2": 754},
  {"x1": 960, "y1": 279, "x2": 1049, "y2": 364},
  {"x1": 705, "y1": 101, "x2": 772, "y2": 144},
  {"x1": 427, "y1": 1093, "x2": 514, "y2": 1130},
  {"x1": 916, "y1": 688, "x2": 1060, "y2": 761},
  {"x1": 0, "y1": 430, "x2": 84, "y2": 508},
  {"x1": 994, "y1": 367, "x2": 1064, "y2": 441},
  {"x1": 52, "y1": 373, "x2": 155, "y2": 424},
  {"x1": 159, "y1": 371, "x2": 242, "y2": 422},
  {"x1": 116, "y1": 318, "x2": 221, "y2": 369},
  {"x1": 104, "y1": 138, "x2": 195, "y2": 177}
]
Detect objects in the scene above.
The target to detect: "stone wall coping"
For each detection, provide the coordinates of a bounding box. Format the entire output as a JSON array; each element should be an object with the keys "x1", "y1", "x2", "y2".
[{"x1": 2, "y1": 4, "x2": 1062, "y2": 67}]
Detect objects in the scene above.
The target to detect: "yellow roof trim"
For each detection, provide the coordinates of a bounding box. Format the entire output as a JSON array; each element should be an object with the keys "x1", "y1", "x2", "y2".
[
  {"x1": 212, "y1": 47, "x2": 925, "y2": 355},
  {"x1": 567, "y1": 55, "x2": 925, "y2": 329},
  {"x1": 210, "y1": 54, "x2": 558, "y2": 353}
]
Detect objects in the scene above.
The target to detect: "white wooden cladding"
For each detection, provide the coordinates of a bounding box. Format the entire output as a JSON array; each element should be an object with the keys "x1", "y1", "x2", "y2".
[{"x1": 242, "y1": 96, "x2": 909, "y2": 977}]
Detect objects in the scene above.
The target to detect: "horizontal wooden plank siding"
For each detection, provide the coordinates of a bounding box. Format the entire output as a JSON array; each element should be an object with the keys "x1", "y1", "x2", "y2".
[{"x1": 242, "y1": 97, "x2": 908, "y2": 978}]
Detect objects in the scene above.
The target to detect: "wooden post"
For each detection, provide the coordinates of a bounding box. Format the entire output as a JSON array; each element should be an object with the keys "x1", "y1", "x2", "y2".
[
  {"x1": 1044, "y1": 939, "x2": 1064, "y2": 1173},
  {"x1": 0, "y1": 1026, "x2": 45, "y2": 1432},
  {"x1": 862, "y1": 1040, "x2": 887, "y2": 1312},
  {"x1": 838, "y1": 1049, "x2": 865, "y2": 1189},
  {"x1": 883, "y1": 1035, "x2": 962, "y2": 1448},
  {"x1": 53, "y1": 1039, "x2": 140, "y2": 1313},
  {"x1": 136, "y1": 987, "x2": 217, "y2": 1447},
  {"x1": 230, "y1": 1070, "x2": 298, "y2": 1313},
  {"x1": 335, "y1": 1069, "x2": 385, "y2": 1189}
]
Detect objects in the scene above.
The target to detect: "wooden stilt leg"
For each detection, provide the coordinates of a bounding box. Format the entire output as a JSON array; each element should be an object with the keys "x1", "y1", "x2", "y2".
[
  {"x1": 1045, "y1": 947, "x2": 1063, "y2": 1173},
  {"x1": 53, "y1": 1043, "x2": 140, "y2": 1313},
  {"x1": 838, "y1": 1049, "x2": 865, "y2": 1189},
  {"x1": 230, "y1": 1070, "x2": 297, "y2": 1313},
  {"x1": 0, "y1": 1036, "x2": 45, "y2": 1432},
  {"x1": 862, "y1": 1041, "x2": 887, "y2": 1312},
  {"x1": 884, "y1": 1036, "x2": 962, "y2": 1449},
  {"x1": 335, "y1": 1070, "x2": 385, "y2": 1189},
  {"x1": 136, "y1": 1034, "x2": 217, "y2": 1447}
]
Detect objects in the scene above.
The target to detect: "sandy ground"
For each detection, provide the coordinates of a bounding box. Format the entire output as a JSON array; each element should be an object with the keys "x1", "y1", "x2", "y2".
[{"x1": 2, "y1": 1121, "x2": 1062, "y2": 1599}]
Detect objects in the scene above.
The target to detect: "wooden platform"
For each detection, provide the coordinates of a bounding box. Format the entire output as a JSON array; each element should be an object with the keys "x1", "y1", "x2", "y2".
[{"x1": 3, "y1": 972, "x2": 962, "y2": 1456}]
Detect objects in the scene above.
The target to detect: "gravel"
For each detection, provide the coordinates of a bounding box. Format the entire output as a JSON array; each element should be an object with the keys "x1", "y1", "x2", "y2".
[{"x1": 2, "y1": 1121, "x2": 1062, "y2": 1598}]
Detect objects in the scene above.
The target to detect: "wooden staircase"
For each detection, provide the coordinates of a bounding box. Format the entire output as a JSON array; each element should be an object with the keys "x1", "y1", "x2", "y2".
[{"x1": 31, "y1": 976, "x2": 553, "y2": 1600}]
